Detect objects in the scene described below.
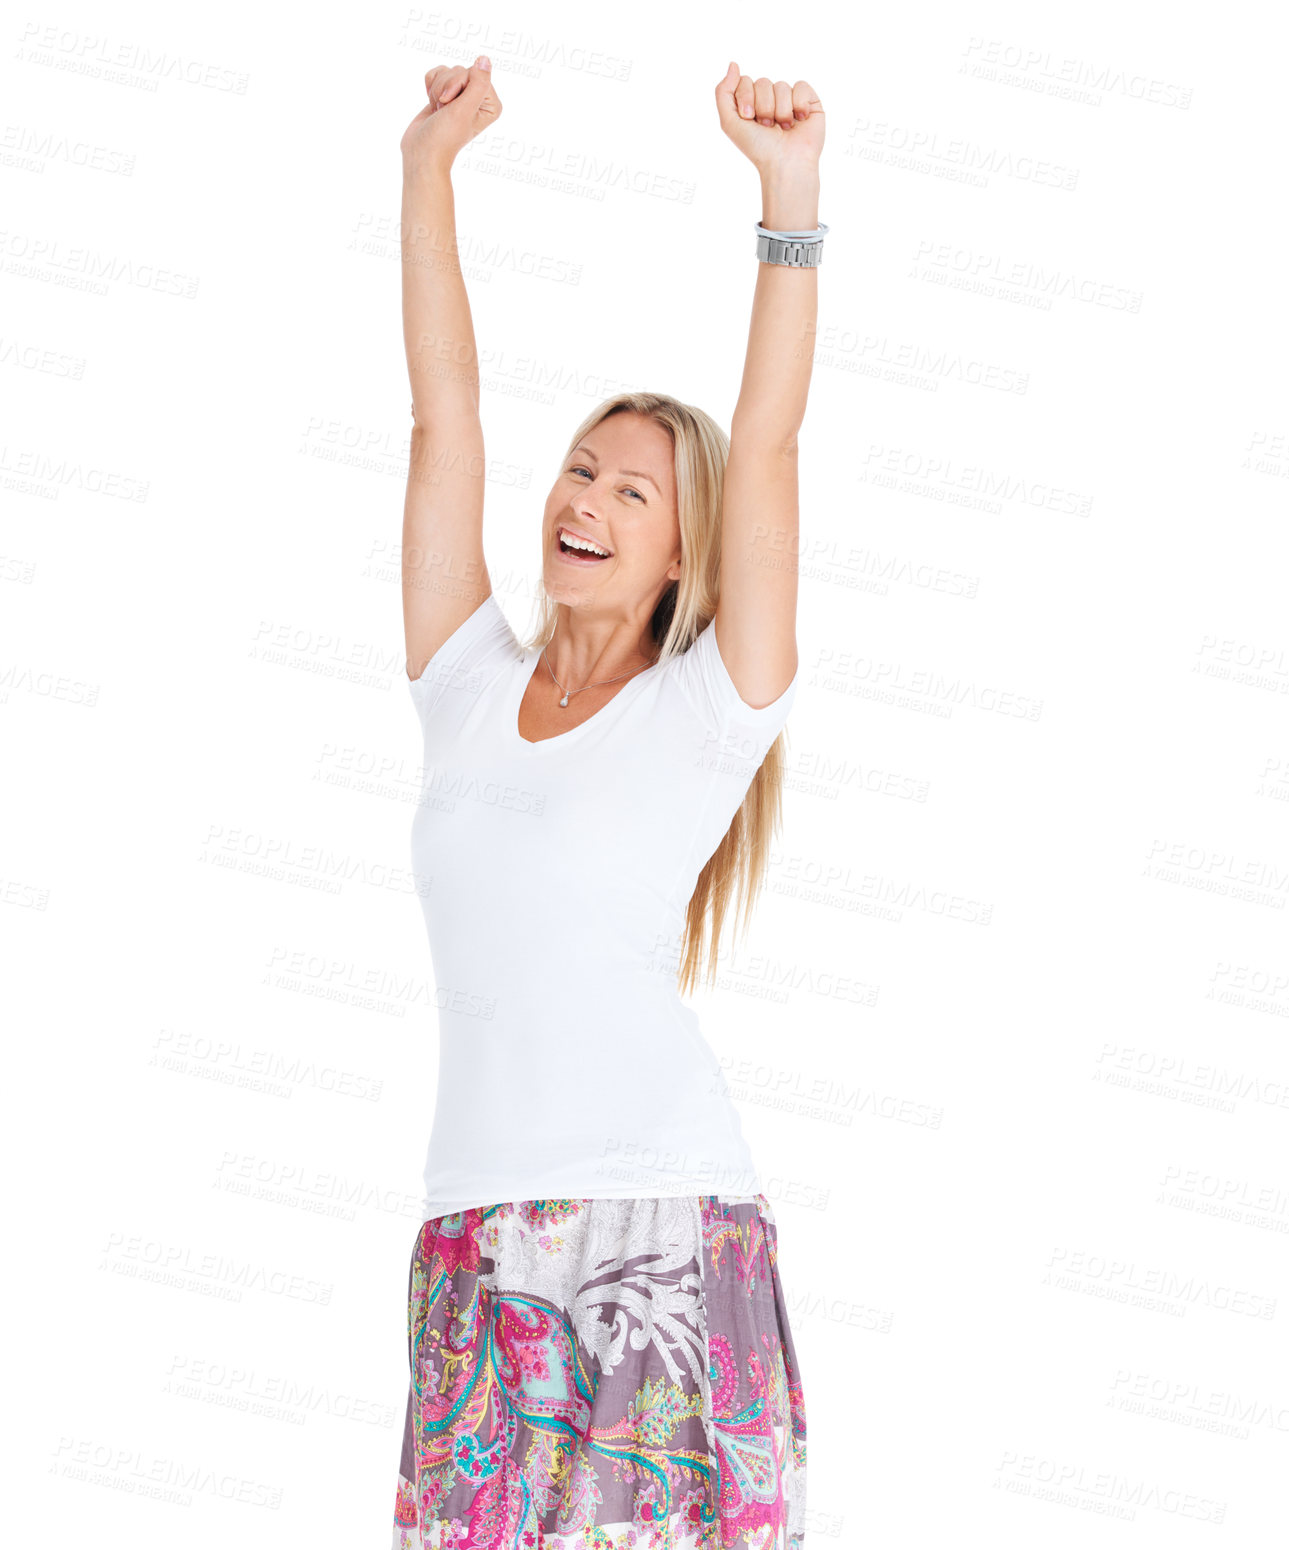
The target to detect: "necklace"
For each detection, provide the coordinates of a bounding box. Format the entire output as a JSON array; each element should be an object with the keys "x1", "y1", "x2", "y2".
[{"x1": 540, "y1": 645, "x2": 654, "y2": 707}]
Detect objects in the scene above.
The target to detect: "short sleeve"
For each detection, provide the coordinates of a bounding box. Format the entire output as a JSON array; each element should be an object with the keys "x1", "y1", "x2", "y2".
[
  {"x1": 407, "y1": 593, "x2": 520, "y2": 722},
  {"x1": 672, "y1": 620, "x2": 798, "y2": 749}
]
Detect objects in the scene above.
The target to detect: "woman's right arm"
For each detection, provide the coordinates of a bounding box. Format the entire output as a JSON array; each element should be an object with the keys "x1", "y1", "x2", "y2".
[{"x1": 399, "y1": 60, "x2": 502, "y2": 680}]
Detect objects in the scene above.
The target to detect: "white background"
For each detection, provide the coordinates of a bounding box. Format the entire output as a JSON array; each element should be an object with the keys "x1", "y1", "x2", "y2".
[{"x1": 4, "y1": 0, "x2": 1287, "y2": 1544}]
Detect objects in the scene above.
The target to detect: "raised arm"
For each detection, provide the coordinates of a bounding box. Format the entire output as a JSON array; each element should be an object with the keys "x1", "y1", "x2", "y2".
[
  {"x1": 711, "y1": 63, "x2": 826, "y2": 709},
  {"x1": 398, "y1": 58, "x2": 503, "y2": 681}
]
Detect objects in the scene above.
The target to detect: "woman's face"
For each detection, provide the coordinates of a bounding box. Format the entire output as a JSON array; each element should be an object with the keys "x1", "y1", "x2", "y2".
[{"x1": 542, "y1": 412, "x2": 681, "y2": 617}]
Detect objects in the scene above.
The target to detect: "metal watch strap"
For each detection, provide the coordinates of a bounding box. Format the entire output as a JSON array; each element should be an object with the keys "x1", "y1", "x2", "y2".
[{"x1": 755, "y1": 223, "x2": 828, "y2": 268}]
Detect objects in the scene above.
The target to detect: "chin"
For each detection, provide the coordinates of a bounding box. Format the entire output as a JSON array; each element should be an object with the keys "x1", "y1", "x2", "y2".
[{"x1": 543, "y1": 572, "x2": 598, "y2": 608}]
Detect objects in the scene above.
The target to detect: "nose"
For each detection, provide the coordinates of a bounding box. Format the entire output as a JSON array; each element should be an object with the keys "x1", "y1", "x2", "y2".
[{"x1": 570, "y1": 501, "x2": 607, "y2": 531}]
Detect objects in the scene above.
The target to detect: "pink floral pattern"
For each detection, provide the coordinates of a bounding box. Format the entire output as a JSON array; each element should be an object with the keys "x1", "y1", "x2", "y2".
[{"x1": 391, "y1": 1193, "x2": 807, "y2": 1548}]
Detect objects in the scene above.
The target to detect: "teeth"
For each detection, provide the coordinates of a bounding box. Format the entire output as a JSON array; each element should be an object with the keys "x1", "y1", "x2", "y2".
[{"x1": 560, "y1": 528, "x2": 610, "y2": 557}]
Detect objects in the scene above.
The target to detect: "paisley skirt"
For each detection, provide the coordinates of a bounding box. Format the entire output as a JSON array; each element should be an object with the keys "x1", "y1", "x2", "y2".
[{"x1": 390, "y1": 1192, "x2": 808, "y2": 1549}]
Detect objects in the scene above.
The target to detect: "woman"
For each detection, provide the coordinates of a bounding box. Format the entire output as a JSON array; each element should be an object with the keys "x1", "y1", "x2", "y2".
[{"x1": 393, "y1": 55, "x2": 824, "y2": 1550}]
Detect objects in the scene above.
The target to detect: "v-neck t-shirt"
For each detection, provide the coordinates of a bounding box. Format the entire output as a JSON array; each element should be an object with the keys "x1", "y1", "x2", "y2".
[{"x1": 406, "y1": 590, "x2": 798, "y2": 1221}]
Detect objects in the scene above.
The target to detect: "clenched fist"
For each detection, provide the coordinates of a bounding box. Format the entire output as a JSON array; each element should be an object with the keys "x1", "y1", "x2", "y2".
[
  {"x1": 401, "y1": 56, "x2": 503, "y2": 174},
  {"x1": 715, "y1": 61, "x2": 825, "y2": 177}
]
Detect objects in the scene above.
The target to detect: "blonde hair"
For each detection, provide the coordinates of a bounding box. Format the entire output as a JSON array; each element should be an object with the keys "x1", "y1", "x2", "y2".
[{"x1": 522, "y1": 390, "x2": 790, "y2": 996}]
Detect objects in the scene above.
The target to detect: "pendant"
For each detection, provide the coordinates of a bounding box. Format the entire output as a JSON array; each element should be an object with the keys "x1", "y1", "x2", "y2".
[{"x1": 559, "y1": 694, "x2": 569, "y2": 707}]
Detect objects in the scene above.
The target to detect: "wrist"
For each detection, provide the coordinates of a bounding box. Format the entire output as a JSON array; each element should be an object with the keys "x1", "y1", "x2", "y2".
[
  {"x1": 403, "y1": 152, "x2": 456, "y2": 188},
  {"x1": 758, "y1": 168, "x2": 821, "y2": 232}
]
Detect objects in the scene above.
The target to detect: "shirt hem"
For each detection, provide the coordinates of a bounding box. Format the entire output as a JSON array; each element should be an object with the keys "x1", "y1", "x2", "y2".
[{"x1": 420, "y1": 1176, "x2": 765, "y2": 1222}]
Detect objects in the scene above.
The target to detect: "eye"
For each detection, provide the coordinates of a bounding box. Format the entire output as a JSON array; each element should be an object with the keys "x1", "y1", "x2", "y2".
[{"x1": 569, "y1": 466, "x2": 645, "y2": 500}]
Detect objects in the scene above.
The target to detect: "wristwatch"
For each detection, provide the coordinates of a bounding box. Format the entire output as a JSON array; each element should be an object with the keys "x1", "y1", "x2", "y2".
[{"x1": 755, "y1": 221, "x2": 829, "y2": 267}]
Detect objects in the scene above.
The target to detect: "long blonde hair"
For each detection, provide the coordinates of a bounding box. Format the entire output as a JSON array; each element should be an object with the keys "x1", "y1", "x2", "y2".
[{"x1": 522, "y1": 391, "x2": 791, "y2": 996}]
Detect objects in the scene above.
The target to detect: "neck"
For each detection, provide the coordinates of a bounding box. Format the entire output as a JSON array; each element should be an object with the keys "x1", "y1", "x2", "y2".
[{"x1": 544, "y1": 606, "x2": 657, "y2": 690}]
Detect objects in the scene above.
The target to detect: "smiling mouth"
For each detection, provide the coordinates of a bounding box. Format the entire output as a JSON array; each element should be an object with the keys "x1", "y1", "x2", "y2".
[{"x1": 556, "y1": 526, "x2": 613, "y2": 562}]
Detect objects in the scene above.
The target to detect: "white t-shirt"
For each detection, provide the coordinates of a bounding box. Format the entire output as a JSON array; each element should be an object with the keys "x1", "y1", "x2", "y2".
[{"x1": 406, "y1": 591, "x2": 797, "y2": 1220}]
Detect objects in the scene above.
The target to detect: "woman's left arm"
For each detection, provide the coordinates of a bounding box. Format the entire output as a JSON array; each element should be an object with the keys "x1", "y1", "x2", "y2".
[{"x1": 713, "y1": 63, "x2": 825, "y2": 708}]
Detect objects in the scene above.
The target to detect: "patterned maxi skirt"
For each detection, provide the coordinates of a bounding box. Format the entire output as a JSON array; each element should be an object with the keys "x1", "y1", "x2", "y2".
[{"x1": 391, "y1": 1192, "x2": 808, "y2": 1549}]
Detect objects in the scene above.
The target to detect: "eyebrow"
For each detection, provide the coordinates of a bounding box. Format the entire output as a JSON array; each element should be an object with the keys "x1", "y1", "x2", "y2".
[{"x1": 570, "y1": 445, "x2": 660, "y2": 493}]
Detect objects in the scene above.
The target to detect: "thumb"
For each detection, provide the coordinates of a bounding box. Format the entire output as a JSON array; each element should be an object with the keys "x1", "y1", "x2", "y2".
[
  {"x1": 714, "y1": 59, "x2": 742, "y2": 131},
  {"x1": 446, "y1": 56, "x2": 495, "y2": 113},
  {"x1": 453, "y1": 56, "x2": 493, "y2": 106}
]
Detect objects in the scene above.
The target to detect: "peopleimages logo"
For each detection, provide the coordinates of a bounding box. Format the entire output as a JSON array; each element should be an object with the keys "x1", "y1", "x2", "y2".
[{"x1": 17, "y1": 23, "x2": 250, "y2": 93}]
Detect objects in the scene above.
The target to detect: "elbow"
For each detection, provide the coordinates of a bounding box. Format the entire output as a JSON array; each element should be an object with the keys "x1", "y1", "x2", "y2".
[
  {"x1": 730, "y1": 418, "x2": 801, "y2": 459},
  {"x1": 410, "y1": 405, "x2": 484, "y2": 440}
]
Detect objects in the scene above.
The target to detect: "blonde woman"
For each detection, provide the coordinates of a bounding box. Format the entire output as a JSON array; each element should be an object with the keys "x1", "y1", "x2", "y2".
[{"x1": 393, "y1": 56, "x2": 823, "y2": 1550}]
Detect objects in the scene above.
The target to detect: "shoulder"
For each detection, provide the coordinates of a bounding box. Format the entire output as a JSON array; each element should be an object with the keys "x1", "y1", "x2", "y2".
[
  {"x1": 407, "y1": 592, "x2": 522, "y2": 721},
  {"x1": 663, "y1": 618, "x2": 798, "y2": 746}
]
